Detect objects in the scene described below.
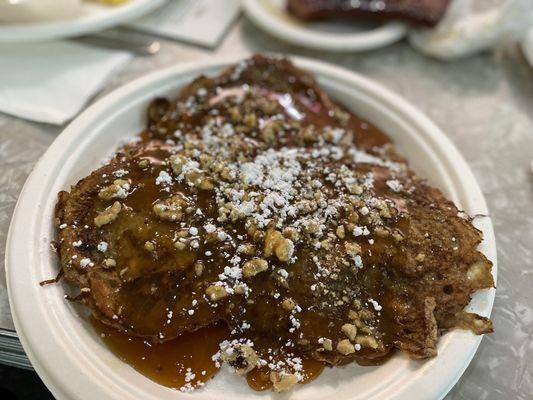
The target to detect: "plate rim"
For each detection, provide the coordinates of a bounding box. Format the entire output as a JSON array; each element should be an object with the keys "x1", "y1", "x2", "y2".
[
  {"x1": 0, "y1": 0, "x2": 165, "y2": 43},
  {"x1": 6, "y1": 55, "x2": 496, "y2": 400},
  {"x1": 242, "y1": 0, "x2": 407, "y2": 51}
]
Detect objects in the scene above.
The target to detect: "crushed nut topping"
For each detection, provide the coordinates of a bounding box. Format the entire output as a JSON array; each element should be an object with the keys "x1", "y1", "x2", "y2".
[
  {"x1": 94, "y1": 201, "x2": 121, "y2": 227},
  {"x1": 206, "y1": 285, "x2": 228, "y2": 301},
  {"x1": 219, "y1": 342, "x2": 260, "y2": 375},
  {"x1": 242, "y1": 258, "x2": 269, "y2": 279},
  {"x1": 270, "y1": 372, "x2": 299, "y2": 392},
  {"x1": 341, "y1": 323, "x2": 358, "y2": 341},
  {"x1": 153, "y1": 194, "x2": 188, "y2": 221},
  {"x1": 336, "y1": 339, "x2": 356, "y2": 355},
  {"x1": 98, "y1": 179, "x2": 130, "y2": 200}
]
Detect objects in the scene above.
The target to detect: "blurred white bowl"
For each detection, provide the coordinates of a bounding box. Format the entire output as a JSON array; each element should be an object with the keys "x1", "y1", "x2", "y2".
[
  {"x1": 0, "y1": 0, "x2": 82, "y2": 23},
  {"x1": 0, "y1": 0, "x2": 165, "y2": 42}
]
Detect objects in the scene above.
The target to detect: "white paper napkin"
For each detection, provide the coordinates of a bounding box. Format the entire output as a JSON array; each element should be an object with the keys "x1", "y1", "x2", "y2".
[
  {"x1": 0, "y1": 41, "x2": 132, "y2": 125},
  {"x1": 128, "y1": 0, "x2": 240, "y2": 48},
  {"x1": 409, "y1": 0, "x2": 533, "y2": 60}
]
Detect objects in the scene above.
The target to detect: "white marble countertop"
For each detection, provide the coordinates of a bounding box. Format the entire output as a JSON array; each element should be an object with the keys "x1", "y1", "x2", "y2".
[{"x1": 1, "y1": 18, "x2": 532, "y2": 400}]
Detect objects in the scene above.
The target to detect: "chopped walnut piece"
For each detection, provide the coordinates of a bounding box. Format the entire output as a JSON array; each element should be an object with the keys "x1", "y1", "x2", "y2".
[
  {"x1": 234, "y1": 284, "x2": 247, "y2": 295},
  {"x1": 302, "y1": 124, "x2": 318, "y2": 142},
  {"x1": 323, "y1": 126, "x2": 344, "y2": 143},
  {"x1": 206, "y1": 285, "x2": 228, "y2": 301},
  {"x1": 94, "y1": 201, "x2": 122, "y2": 227},
  {"x1": 336, "y1": 339, "x2": 355, "y2": 355},
  {"x1": 274, "y1": 274, "x2": 289, "y2": 289},
  {"x1": 378, "y1": 204, "x2": 392, "y2": 219},
  {"x1": 220, "y1": 344, "x2": 259, "y2": 375},
  {"x1": 320, "y1": 238, "x2": 333, "y2": 251},
  {"x1": 264, "y1": 229, "x2": 294, "y2": 263},
  {"x1": 392, "y1": 231, "x2": 404, "y2": 242},
  {"x1": 359, "y1": 308, "x2": 374, "y2": 321},
  {"x1": 341, "y1": 323, "x2": 358, "y2": 341},
  {"x1": 261, "y1": 120, "x2": 282, "y2": 143},
  {"x1": 415, "y1": 253, "x2": 426, "y2": 262},
  {"x1": 243, "y1": 112, "x2": 257, "y2": 129},
  {"x1": 185, "y1": 170, "x2": 214, "y2": 190},
  {"x1": 237, "y1": 243, "x2": 256, "y2": 256},
  {"x1": 138, "y1": 159, "x2": 150, "y2": 169},
  {"x1": 348, "y1": 310, "x2": 363, "y2": 327},
  {"x1": 281, "y1": 297, "x2": 296, "y2": 311},
  {"x1": 153, "y1": 194, "x2": 188, "y2": 221},
  {"x1": 270, "y1": 372, "x2": 299, "y2": 392},
  {"x1": 174, "y1": 241, "x2": 186, "y2": 251},
  {"x1": 228, "y1": 106, "x2": 241, "y2": 122},
  {"x1": 345, "y1": 242, "x2": 362, "y2": 256},
  {"x1": 258, "y1": 98, "x2": 278, "y2": 114},
  {"x1": 322, "y1": 338, "x2": 333, "y2": 351},
  {"x1": 103, "y1": 258, "x2": 116, "y2": 268},
  {"x1": 169, "y1": 154, "x2": 187, "y2": 175},
  {"x1": 356, "y1": 335, "x2": 379, "y2": 349},
  {"x1": 242, "y1": 258, "x2": 268, "y2": 278},
  {"x1": 348, "y1": 210, "x2": 360, "y2": 223},
  {"x1": 282, "y1": 227, "x2": 300, "y2": 241},
  {"x1": 349, "y1": 185, "x2": 363, "y2": 195},
  {"x1": 348, "y1": 309, "x2": 359, "y2": 319},
  {"x1": 264, "y1": 230, "x2": 281, "y2": 255},
  {"x1": 275, "y1": 239, "x2": 294, "y2": 262},
  {"x1": 98, "y1": 179, "x2": 130, "y2": 200},
  {"x1": 333, "y1": 106, "x2": 350, "y2": 125}
]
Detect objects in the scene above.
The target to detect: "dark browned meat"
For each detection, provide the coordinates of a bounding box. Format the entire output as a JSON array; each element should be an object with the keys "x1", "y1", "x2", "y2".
[
  {"x1": 287, "y1": 0, "x2": 451, "y2": 27},
  {"x1": 54, "y1": 55, "x2": 493, "y2": 391}
]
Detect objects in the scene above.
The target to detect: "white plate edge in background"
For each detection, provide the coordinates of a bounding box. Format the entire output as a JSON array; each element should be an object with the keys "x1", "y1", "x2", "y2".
[
  {"x1": 0, "y1": 0, "x2": 165, "y2": 43},
  {"x1": 242, "y1": 0, "x2": 406, "y2": 51}
]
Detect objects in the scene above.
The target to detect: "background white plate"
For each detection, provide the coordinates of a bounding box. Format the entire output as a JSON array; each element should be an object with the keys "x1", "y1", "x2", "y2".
[
  {"x1": 521, "y1": 27, "x2": 533, "y2": 68},
  {"x1": 242, "y1": 0, "x2": 406, "y2": 51},
  {"x1": 0, "y1": 0, "x2": 165, "y2": 43},
  {"x1": 6, "y1": 56, "x2": 496, "y2": 400}
]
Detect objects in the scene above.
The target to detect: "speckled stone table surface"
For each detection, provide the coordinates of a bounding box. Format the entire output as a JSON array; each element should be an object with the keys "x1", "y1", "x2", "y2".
[{"x1": 1, "y1": 18, "x2": 532, "y2": 400}]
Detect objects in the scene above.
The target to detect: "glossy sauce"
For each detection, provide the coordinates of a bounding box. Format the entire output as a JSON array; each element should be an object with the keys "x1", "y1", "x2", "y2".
[
  {"x1": 93, "y1": 317, "x2": 328, "y2": 391},
  {"x1": 92, "y1": 318, "x2": 229, "y2": 390},
  {"x1": 247, "y1": 356, "x2": 325, "y2": 391}
]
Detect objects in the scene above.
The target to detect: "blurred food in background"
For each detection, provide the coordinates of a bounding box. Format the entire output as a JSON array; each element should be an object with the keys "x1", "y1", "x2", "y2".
[
  {"x1": 0, "y1": 0, "x2": 129, "y2": 23},
  {"x1": 287, "y1": 0, "x2": 451, "y2": 27},
  {"x1": 284, "y1": 0, "x2": 533, "y2": 59}
]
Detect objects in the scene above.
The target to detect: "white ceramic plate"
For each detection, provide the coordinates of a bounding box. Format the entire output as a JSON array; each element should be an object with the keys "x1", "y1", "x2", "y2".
[
  {"x1": 6, "y1": 56, "x2": 496, "y2": 400},
  {"x1": 0, "y1": 0, "x2": 165, "y2": 43},
  {"x1": 242, "y1": 0, "x2": 406, "y2": 51}
]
